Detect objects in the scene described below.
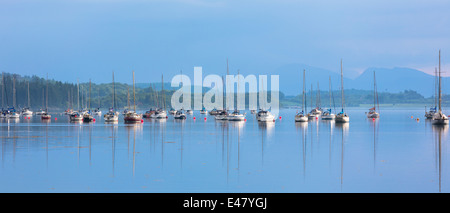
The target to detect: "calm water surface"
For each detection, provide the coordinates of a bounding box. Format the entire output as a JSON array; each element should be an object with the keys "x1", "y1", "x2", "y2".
[{"x1": 0, "y1": 108, "x2": 448, "y2": 192}]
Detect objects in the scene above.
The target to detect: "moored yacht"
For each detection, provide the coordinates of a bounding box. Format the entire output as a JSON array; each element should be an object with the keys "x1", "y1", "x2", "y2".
[
  {"x1": 200, "y1": 107, "x2": 207, "y2": 114},
  {"x1": 93, "y1": 108, "x2": 102, "y2": 116},
  {"x1": 174, "y1": 110, "x2": 187, "y2": 120},
  {"x1": 215, "y1": 109, "x2": 229, "y2": 120},
  {"x1": 22, "y1": 107, "x2": 33, "y2": 116},
  {"x1": 256, "y1": 110, "x2": 275, "y2": 122},
  {"x1": 209, "y1": 108, "x2": 219, "y2": 116},
  {"x1": 227, "y1": 110, "x2": 245, "y2": 121},
  {"x1": 322, "y1": 76, "x2": 336, "y2": 120},
  {"x1": 366, "y1": 71, "x2": 380, "y2": 119},
  {"x1": 70, "y1": 111, "x2": 83, "y2": 122},
  {"x1": 124, "y1": 71, "x2": 143, "y2": 123},
  {"x1": 169, "y1": 108, "x2": 176, "y2": 115},
  {"x1": 7, "y1": 108, "x2": 20, "y2": 119},
  {"x1": 295, "y1": 70, "x2": 308, "y2": 122},
  {"x1": 432, "y1": 50, "x2": 449, "y2": 125},
  {"x1": 335, "y1": 60, "x2": 350, "y2": 123},
  {"x1": 143, "y1": 108, "x2": 156, "y2": 118},
  {"x1": 151, "y1": 108, "x2": 168, "y2": 119}
]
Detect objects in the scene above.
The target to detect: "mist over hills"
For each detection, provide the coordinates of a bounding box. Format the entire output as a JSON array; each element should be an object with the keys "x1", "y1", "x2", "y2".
[{"x1": 274, "y1": 64, "x2": 449, "y2": 97}]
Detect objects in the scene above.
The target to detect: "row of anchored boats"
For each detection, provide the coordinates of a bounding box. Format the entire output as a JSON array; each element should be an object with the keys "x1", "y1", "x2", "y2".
[{"x1": 295, "y1": 60, "x2": 352, "y2": 123}]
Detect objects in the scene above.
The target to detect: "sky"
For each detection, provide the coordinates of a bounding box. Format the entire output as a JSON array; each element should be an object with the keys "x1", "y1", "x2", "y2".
[{"x1": 1, "y1": 0, "x2": 450, "y2": 85}]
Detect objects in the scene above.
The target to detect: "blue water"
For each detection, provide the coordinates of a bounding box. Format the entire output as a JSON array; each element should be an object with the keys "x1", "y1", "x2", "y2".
[{"x1": 0, "y1": 108, "x2": 448, "y2": 192}]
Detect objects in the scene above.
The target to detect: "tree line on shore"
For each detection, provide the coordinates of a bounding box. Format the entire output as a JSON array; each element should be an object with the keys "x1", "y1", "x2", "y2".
[{"x1": 0, "y1": 72, "x2": 448, "y2": 110}]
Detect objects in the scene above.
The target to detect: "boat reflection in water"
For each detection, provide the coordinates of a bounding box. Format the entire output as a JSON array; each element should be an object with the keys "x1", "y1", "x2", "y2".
[
  {"x1": 432, "y1": 125, "x2": 448, "y2": 192},
  {"x1": 258, "y1": 120, "x2": 275, "y2": 137}
]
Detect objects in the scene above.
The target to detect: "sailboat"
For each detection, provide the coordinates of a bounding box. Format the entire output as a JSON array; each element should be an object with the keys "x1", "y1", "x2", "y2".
[
  {"x1": 22, "y1": 81, "x2": 33, "y2": 116},
  {"x1": 227, "y1": 69, "x2": 246, "y2": 121},
  {"x1": 200, "y1": 106, "x2": 208, "y2": 114},
  {"x1": 123, "y1": 87, "x2": 131, "y2": 115},
  {"x1": 41, "y1": 74, "x2": 51, "y2": 120},
  {"x1": 256, "y1": 75, "x2": 275, "y2": 122},
  {"x1": 144, "y1": 83, "x2": 157, "y2": 118},
  {"x1": 83, "y1": 79, "x2": 94, "y2": 122},
  {"x1": 69, "y1": 79, "x2": 83, "y2": 122},
  {"x1": 174, "y1": 109, "x2": 187, "y2": 120},
  {"x1": 295, "y1": 69, "x2": 308, "y2": 122},
  {"x1": 431, "y1": 50, "x2": 449, "y2": 125},
  {"x1": 215, "y1": 61, "x2": 230, "y2": 120},
  {"x1": 335, "y1": 59, "x2": 350, "y2": 123},
  {"x1": 7, "y1": 76, "x2": 20, "y2": 119},
  {"x1": 366, "y1": 71, "x2": 380, "y2": 118},
  {"x1": 307, "y1": 84, "x2": 320, "y2": 120},
  {"x1": 124, "y1": 71, "x2": 143, "y2": 123},
  {"x1": 93, "y1": 88, "x2": 102, "y2": 115},
  {"x1": 151, "y1": 75, "x2": 168, "y2": 119},
  {"x1": 173, "y1": 71, "x2": 186, "y2": 120},
  {"x1": 425, "y1": 68, "x2": 438, "y2": 119},
  {"x1": 209, "y1": 108, "x2": 219, "y2": 115},
  {"x1": 104, "y1": 72, "x2": 119, "y2": 122},
  {"x1": 322, "y1": 76, "x2": 336, "y2": 120}
]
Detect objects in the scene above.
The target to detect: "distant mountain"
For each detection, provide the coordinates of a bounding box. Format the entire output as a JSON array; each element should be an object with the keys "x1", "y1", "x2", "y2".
[
  {"x1": 271, "y1": 63, "x2": 353, "y2": 96},
  {"x1": 351, "y1": 67, "x2": 449, "y2": 97},
  {"x1": 271, "y1": 64, "x2": 449, "y2": 97}
]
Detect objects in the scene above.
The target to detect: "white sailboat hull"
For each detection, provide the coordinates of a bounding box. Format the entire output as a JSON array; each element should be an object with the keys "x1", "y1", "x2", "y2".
[
  {"x1": 335, "y1": 115, "x2": 349, "y2": 123},
  {"x1": 257, "y1": 114, "x2": 275, "y2": 122},
  {"x1": 322, "y1": 114, "x2": 335, "y2": 120},
  {"x1": 295, "y1": 116, "x2": 308, "y2": 122},
  {"x1": 227, "y1": 115, "x2": 245, "y2": 121}
]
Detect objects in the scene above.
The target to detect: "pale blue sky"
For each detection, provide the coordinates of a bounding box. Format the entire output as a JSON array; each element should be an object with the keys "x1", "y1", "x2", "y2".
[{"x1": 1, "y1": 0, "x2": 449, "y2": 84}]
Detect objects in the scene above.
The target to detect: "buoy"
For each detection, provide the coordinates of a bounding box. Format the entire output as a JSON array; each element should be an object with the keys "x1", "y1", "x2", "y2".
[
  {"x1": 416, "y1": 118, "x2": 420, "y2": 121},
  {"x1": 411, "y1": 116, "x2": 413, "y2": 119},
  {"x1": 279, "y1": 116, "x2": 282, "y2": 120},
  {"x1": 316, "y1": 117, "x2": 318, "y2": 120},
  {"x1": 372, "y1": 118, "x2": 375, "y2": 121},
  {"x1": 141, "y1": 119, "x2": 144, "y2": 123},
  {"x1": 93, "y1": 118, "x2": 96, "y2": 122},
  {"x1": 204, "y1": 117, "x2": 207, "y2": 121},
  {"x1": 193, "y1": 117, "x2": 196, "y2": 120},
  {"x1": 244, "y1": 119, "x2": 247, "y2": 122},
  {"x1": 166, "y1": 116, "x2": 168, "y2": 119},
  {"x1": 28, "y1": 117, "x2": 30, "y2": 119},
  {"x1": 55, "y1": 117, "x2": 57, "y2": 121}
]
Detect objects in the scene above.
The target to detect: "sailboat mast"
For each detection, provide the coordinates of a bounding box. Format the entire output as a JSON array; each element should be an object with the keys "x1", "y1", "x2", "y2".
[
  {"x1": 435, "y1": 68, "x2": 438, "y2": 108},
  {"x1": 155, "y1": 83, "x2": 159, "y2": 108},
  {"x1": 112, "y1": 72, "x2": 116, "y2": 110},
  {"x1": 303, "y1": 70, "x2": 306, "y2": 113},
  {"x1": 226, "y1": 58, "x2": 229, "y2": 111},
  {"x1": 127, "y1": 87, "x2": 130, "y2": 109},
  {"x1": 222, "y1": 75, "x2": 225, "y2": 110},
  {"x1": 317, "y1": 82, "x2": 320, "y2": 109},
  {"x1": 98, "y1": 87, "x2": 100, "y2": 108},
  {"x1": 1, "y1": 73, "x2": 3, "y2": 108},
  {"x1": 77, "y1": 79, "x2": 80, "y2": 110},
  {"x1": 373, "y1": 71, "x2": 376, "y2": 109},
  {"x1": 310, "y1": 84, "x2": 313, "y2": 110},
  {"x1": 12, "y1": 76, "x2": 15, "y2": 108},
  {"x1": 438, "y1": 50, "x2": 442, "y2": 112},
  {"x1": 46, "y1": 73, "x2": 48, "y2": 111},
  {"x1": 162, "y1": 74, "x2": 165, "y2": 110},
  {"x1": 237, "y1": 69, "x2": 240, "y2": 111},
  {"x1": 28, "y1": 81, "x2": 30, "y2": 108},
  {"x1": 341, "y1": 59, "x2": 344, "y2": 112},
  {"x1": 133, "y1": 71, "x2": 136, "y2": 112},
  {"x1": 89, "y1": 79, "x2": 91, "y2": 110},
  {"x1": 329, "y1": 76, "x2": 332, "y2": 110},
  {"x1": 375, "y1": 71, "x2": 379, "y2": 112}
]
